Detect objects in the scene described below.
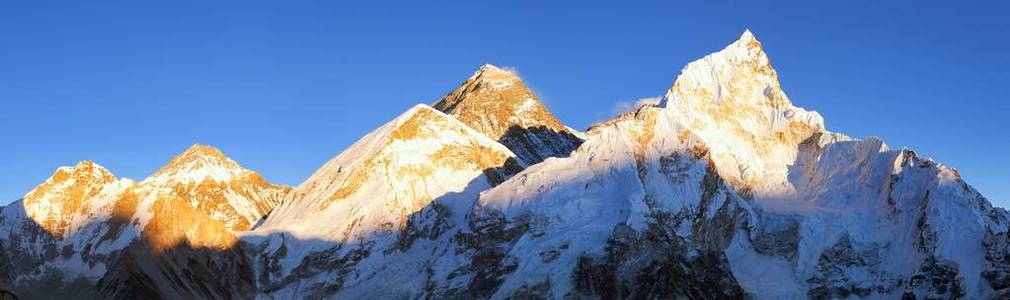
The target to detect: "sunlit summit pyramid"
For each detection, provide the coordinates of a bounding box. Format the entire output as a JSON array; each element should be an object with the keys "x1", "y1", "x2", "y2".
[{"x1": 433, "y1": 64, "x2": 583, "y2": 165}]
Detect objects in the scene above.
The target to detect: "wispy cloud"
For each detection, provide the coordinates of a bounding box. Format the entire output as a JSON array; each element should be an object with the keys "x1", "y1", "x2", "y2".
[
  {"x1": 610, "y1": 97, "x2": 661, "y2": 116},
  {"x1": 591, "y1": 97, "x2": 662, "y2": 126}
]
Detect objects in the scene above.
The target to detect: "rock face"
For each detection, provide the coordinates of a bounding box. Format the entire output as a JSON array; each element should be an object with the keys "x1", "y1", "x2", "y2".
[
  {"x1": 433, "y1": 64, "x2": 583, "y2": 166},
  {"x1": 2, "y1": 31, "x2": 1008, "y2": 299},
  {"x1": 0, "y1": 145, "x2": 289, "y2": 298}
]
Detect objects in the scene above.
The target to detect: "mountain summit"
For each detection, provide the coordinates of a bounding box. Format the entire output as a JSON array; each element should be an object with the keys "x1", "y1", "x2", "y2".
[
  {"x1": 433, "y1": 64, "x2": 582, "y2": 165},
  {"x1": 659, "y1": 30, "x2": 838, "y2": 196},
  {"x1": 144, "y1": 144, "x2": 290, "y2": 232},
  {"x1": 259, "y1": 104, "x2": 521, "y2": 239},
  {"x1": 148, "y1": 144, "x2": 249, "y2": 184},
  {"x1": 249, "y1": 104, "x2": 525, "y2": 297},
  {"x1": 471, "y1": 31, "x2": 1010, "y2": 299},
  {"x1": 2, "y1": 31, "x2": 1008, "y2": 299},
  {"x1": 20, "y1": 161, "x2": 131, "y2": 239},
  {"x1": 0, "y1": 144, "x2": 289, "y2": 298}
]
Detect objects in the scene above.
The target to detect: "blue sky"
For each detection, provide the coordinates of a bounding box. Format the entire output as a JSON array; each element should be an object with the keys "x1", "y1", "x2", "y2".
[{"x1": 1, "y1": 1, "x2": 1007, "y2": 207}]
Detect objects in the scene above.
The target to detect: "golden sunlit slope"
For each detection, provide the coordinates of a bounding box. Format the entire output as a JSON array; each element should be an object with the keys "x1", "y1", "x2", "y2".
[{"x1": 433, "y1": 64, "x2": 582, "y2": 165}]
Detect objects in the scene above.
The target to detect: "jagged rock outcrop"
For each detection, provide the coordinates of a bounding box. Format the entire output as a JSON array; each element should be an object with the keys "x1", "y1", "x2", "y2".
[{"x1": 433, "y1": 64, "x2": 583, "y2": 166}]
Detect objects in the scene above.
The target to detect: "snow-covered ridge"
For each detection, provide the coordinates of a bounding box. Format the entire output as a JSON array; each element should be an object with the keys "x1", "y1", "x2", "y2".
[
  {"x1": 11, "y1": 144, "x2": 289, "y2": 239},
  {"x1": 258, "y1": 104, "x2": 521, "y2": 239},
  {"x1": 244, "y1": 104, "x2": 529, "y2": 297},
  {"x1": 470, "y1": 64, "x2": 518, "y2": 89}
]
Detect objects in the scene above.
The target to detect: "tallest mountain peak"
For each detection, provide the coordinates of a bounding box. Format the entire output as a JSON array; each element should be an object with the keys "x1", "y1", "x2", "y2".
[
  {"x1": 469, "y1": 63, "x2": 521, "y2": 89},
  {"x1": 477, "y1": 63, "x2": 507, "y2": 74},
  {"x1": 433, "y1": 64, "x2": 582, "y2": 165}
]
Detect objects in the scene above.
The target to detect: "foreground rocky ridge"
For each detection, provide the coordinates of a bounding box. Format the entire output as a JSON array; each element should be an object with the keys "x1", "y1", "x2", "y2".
[{"x1": 1, "y1": 31, "x2": 1007, "y2": 299}]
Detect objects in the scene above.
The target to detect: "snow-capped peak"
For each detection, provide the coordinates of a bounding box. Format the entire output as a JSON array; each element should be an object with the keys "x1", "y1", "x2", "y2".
[
  {"x1": 51, "y1": 161, "x2": 117, "y2": 185},
  {"x1": 726, "y1": 29, "x2": 770, "y2": 64},
  {"x1": 739, "y1": 29, "x2": 756, "y2": 43},
  {"x1": 288, "y1": 103, "x2": 519, "y2": 201},
  {"x1": 146, "y1": 144, "x2": 248, "y2": 184},
  {"x1": 4, "y1": 30, "x2": 1009, "y2": 300},
  {"x1": 258, "y1": 103, "x2": 523, "y2": 239},
  {"x1": 470, "y1": 63, "x2": 518, "y2": 87},
  {"x1": 477, "y1": 63, "x2": 509, "y2": 75},
  {"x1": 657, "y1": 30, "x2": 838, "y2": 196},
  {"x1": 20, "y1": 160, "x2": 131, "y2": 239},
  {"x1": 24, "y1": 160, "x2": 120, "y2": 204},
  {"x1": 435, "y1": 64, "x2": 555, "y2": 136},
  {"x1": 168, "y1": 144, "x2": 233, "y2": 166},
  {"x1": 136, "y1": 144, "x2": 288, "y2": 232}
]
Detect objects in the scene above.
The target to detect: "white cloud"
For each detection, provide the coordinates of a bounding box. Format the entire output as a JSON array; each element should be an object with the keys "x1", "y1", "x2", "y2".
[{"x1": 610, "y1": 97, "x2": 661, "y2": 116}]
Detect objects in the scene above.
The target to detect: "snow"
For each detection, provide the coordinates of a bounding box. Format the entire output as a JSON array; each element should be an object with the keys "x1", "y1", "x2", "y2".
[
  {"x1": 658, "y1": 29, "x2": 827, "y2": 197},
  {"x1": 3, "y1": 30, "x2": 1008, "y2": 300},
  {"x1": 144, "y1": 148, "x2": 248, "y2": 185},
  {"x1": 246, "y1": 30, "x2": 1008, "y2": 295},
  {"x1": 0, "y1": 144, "x2": 291, "y2": 292},
  {"x1": 249, "y1": 104, "x2": 524, "y2": 287},
  {"x1": 514, "y1": 98, "x2": 537, "y2": 115},
  {"x1": 726, "y1": 230, "x2": 806, "y2": 299},
  {"x1": 464, "y1": 30, "x2": 1010, "y2": 298}
]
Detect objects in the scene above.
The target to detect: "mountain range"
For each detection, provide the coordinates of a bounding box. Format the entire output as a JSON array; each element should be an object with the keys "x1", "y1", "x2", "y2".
[{"x1": 2, "y1": 31, "x2": 1007, "y2": 299}]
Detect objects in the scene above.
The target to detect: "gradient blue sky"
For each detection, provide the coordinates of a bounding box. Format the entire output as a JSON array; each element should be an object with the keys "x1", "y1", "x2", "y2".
[{"x1": 1, "y1": 1, "x2": 1007, "y2": 207}]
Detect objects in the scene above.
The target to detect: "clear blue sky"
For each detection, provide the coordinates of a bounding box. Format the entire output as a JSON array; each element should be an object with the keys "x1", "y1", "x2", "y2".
[{"x1": 1, "y1": 1, "x2": 1007, "y2": 207}]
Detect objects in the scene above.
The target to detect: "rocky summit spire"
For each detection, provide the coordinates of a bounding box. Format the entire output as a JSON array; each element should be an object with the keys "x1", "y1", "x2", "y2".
[{"x1": 432, "y1": 64, "x2": 583, "y2": 166}]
